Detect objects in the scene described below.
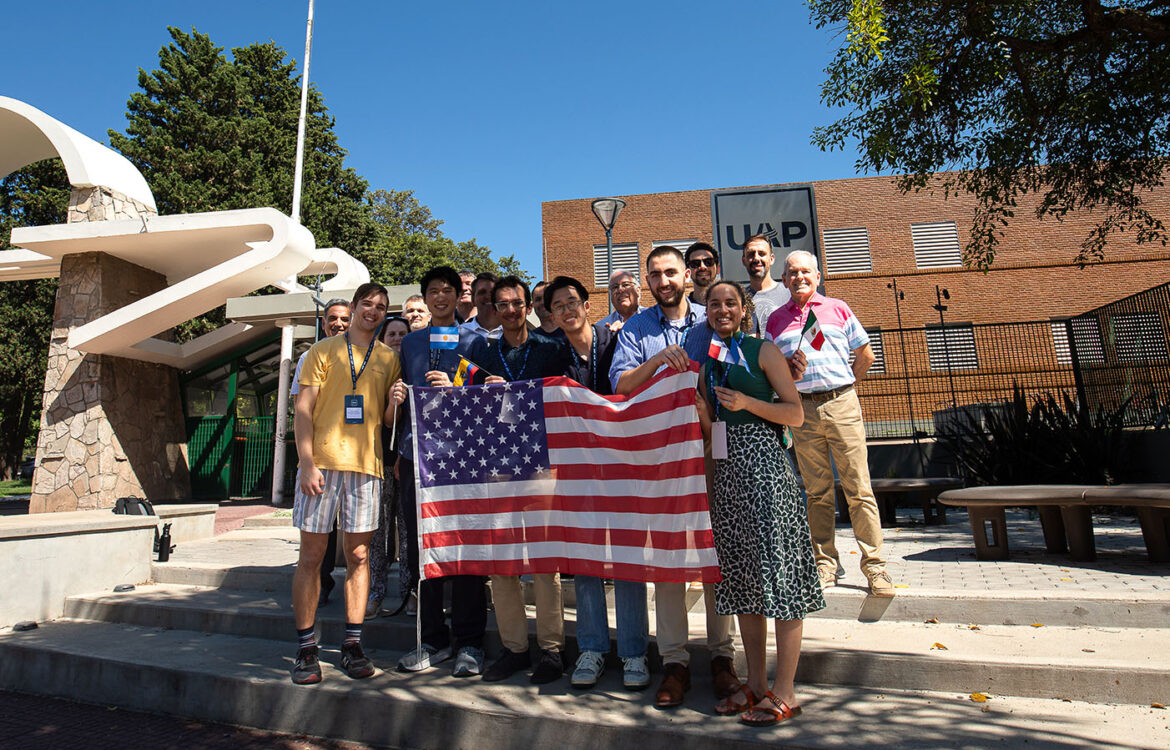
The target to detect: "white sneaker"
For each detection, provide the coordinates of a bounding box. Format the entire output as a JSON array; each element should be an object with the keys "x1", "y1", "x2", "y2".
[
  {"x1": 570, "y1": 650, "x2": 606, "y2": 688},
  {"x1": 622, "y1": 655, "x2": 650, "y2": 690},
  {"x1": 396, "y1": 643, "x2": 452, "y2": 672},
  {"x1": 452, "y1": 646, "x2": 485, "y2": 677}
]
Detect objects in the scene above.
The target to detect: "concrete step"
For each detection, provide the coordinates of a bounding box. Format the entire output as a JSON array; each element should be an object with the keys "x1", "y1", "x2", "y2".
[
  {"x1": 1, "y1": 620, "x2": 1166, "y2": 750},
  {"x1": 62, "y1": 585, "x2": 1170, "y2": 704}
]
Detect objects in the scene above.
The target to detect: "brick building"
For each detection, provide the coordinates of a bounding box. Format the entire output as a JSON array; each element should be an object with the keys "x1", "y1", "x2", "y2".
[{"x1": 541, "y1": 175, "x2": 1170, "y2": 438}]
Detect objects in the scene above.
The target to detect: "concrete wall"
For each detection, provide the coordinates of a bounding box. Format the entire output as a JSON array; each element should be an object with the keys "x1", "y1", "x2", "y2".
[{"x1": 0, "y1": 511, "x2": 157, "y2": 627}]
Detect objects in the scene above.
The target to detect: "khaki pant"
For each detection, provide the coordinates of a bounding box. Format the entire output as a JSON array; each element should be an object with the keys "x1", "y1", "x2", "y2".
[
  {"x1": 490, "y1": 573, "x2": 564, "y2": 653},
  {"x1": 654, "y1": 581, "x2": 735, "y2": 666},
  {"x1": 791, "y1": 387, "x2": 885, "y2": 574}
]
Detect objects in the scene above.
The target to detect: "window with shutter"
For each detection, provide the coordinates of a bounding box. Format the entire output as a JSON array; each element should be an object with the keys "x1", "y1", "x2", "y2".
[
  {"x1": 912, "y1": 221, "x2": 962, "y2": 269},
  {"x1": 593, "y1": 243, "x2": 641, "y2": 287},
  {"x1": 925, "y1": 325, "x2": 978, "y2": 370},
  {"x1": 822, "y1": 227, "x2": 872, "y2": 274}
]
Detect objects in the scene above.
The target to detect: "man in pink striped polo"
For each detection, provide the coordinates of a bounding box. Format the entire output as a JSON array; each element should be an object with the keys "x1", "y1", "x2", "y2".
[{"x1": 764, "y1": 250, "x2": 895, "y2": 598}]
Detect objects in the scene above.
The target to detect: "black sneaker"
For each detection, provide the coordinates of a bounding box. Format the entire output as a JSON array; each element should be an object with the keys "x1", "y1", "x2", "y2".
[
  {"x1": 292, "y1": 645, "x2": 322, "y2": 685},
  {"x1": 340, "y1": 642, "x2": 375, "y2": 679},
  {"x1": 530, "y1": 648, "x2": 563, "y2": 685},
  {"x1": 482, "y1": 649, "x2": 531, "y2": 682}
]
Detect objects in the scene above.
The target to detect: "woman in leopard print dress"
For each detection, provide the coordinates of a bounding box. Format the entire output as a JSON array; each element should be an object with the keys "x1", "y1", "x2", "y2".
[{"x1": 696, "y1": 281, "x2": 825, "y2": 727}]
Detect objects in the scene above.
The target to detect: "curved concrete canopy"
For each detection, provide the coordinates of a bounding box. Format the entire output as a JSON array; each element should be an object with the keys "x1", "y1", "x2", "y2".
[
  {"x1": 0, "y1": 97, "x2": 156, "y2": 211},
  {"x1": 7, "y1": 207, "x2": 315, "y2": 368}
]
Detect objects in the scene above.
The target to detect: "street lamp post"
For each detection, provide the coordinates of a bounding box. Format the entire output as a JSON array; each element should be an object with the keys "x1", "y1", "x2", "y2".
[
  {"x1": 591, "y1": 198, "x2": 627, "y2": 314},
  {"x1": 889, "y1": 279, "x2": 925, "y2": 473},
  {"x1": 933, "y1": 285, "x2": 958, "y2": 411}
]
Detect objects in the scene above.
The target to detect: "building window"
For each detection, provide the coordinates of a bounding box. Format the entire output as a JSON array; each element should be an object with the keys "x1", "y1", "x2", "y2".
[
  {"x1": 821, "y1": 227, "x2": 872, "y2": 274},
  {"x1": 849, "y1": 329, "x2": 885, "y2": 374},
  {"x1": 912, "y1": 221, "x2": 962, "y2": 269},
  {"x1": 925, "y1": 324, "x2": 978, "y2": 370},
  {"x1": 593, "y1": 242, "x2": 640, "y2": 287},
  {"x1": 1112, "y1": 312, "x2": 1169, "y2": 364},
  {"x1": 1051, "y1": 319, "x2": 1106, "y2": 365}
]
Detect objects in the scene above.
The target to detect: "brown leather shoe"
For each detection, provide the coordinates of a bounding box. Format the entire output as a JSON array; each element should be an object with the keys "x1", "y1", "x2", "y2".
[
  {"x1": 654, "y1": 662, "x2": 691, "y2": 708},
  {"x1": 710, "y1": 655, "x2": 740, "y2": 699}
]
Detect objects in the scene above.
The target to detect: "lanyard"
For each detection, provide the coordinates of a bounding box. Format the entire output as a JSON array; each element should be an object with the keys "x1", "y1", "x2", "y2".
[
  {"x1": 589, "y1": 330, "x2": 599, "y2": 393},
  {"x1": 427, "y1": 325, "x2": 443, "y2": 371},
  {"x1": 662, "y1": 314, "x2": 693, "y2": 348},
  {"x1": 346, "y1": 332, "x2": 377, "y2": 391},
  {"x1": 706, "y1": 332, "x2": 741, "y2": 420},
  {"x1": 499, "y1": 338, "x2": 532, "y2": 382}
]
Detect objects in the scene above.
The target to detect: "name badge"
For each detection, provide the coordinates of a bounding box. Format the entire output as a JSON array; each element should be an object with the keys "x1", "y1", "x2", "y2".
[
  {"x1": 711, "y1": 421, "x2": 728, "y2": 460},
  {"x1": 344, "y1": 394, "x2": 364, "y2": 424}
]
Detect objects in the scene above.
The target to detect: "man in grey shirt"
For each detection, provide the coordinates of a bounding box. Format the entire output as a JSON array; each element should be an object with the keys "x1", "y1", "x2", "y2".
[{"x1": 741, "y1": 232, "x2": 792, "y2": 334}]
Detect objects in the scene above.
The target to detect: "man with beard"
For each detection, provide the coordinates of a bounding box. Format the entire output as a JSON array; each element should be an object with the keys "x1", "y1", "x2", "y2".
[
  {"x1": 608, "y1": 245, "x2": 739, "y2": 709},
  {"x1": 531, "y1": 280, "x2": 566, "y2": 339},
  {"x1": 685, "y1": 242, "x2": 720, "y2": 306},
  {"x1": 741, "y1": 233, "x2": 791, "y2": 335}
]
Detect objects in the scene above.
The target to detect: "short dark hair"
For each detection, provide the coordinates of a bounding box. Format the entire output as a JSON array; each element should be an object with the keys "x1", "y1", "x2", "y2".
[
  {"x1": 532, "y1": 279, "x2": 548, "y2": 294},
  {"x1": 380, "y1": 315, "x2": 411, "y2": 340},
  {"x1": 685, "y1": 241, "x2": 718, "y2": 265},
  {"x1": 646, "y1": 244, "x2": 684, "y2": 268},
  {"x1": 544, "y1": 276, "x2": 588, "y2": 307},
  {"x1": 473, "y1": 271, "x2": 498, "y2": 294},
  {"x1": 492, "y1": 275, "x2": 531, "y2": 305},
  {"x1": 420, "y1": 266, "x2": 462, "y2": 296},
  {"x1": 742, "y1": 233, "x2": 773, "y2": 252},
  {"x1": 352, "y1": 282, "x2": 389, "y2": 308}
]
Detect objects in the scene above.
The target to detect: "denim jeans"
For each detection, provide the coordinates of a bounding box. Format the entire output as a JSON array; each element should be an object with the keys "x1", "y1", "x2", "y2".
[{"x1": 574, "y1": 575, "x2": 648, "y2": 659}]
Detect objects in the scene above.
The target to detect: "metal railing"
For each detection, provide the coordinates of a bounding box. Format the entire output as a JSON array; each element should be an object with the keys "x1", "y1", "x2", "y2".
[{"x1": 855, "y1": 284, "x2": 1170, "y2": 439}]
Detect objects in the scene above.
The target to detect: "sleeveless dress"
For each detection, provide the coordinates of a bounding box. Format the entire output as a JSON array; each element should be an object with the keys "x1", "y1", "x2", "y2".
[{"x1": 703, "y1": 335, "x2": 826, "y2": 620}]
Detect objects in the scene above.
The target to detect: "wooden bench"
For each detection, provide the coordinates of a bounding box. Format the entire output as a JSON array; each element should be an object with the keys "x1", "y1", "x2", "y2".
[
  {"x1": 938, "y1": 484, "x2": 1170, "y2": 562},
  {"x1": 797, "y1": 476, "x2": 962, "y2": 526}
]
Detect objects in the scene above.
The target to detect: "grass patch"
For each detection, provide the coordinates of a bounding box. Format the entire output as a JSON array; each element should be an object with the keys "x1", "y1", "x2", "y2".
[{"x1": 0, "y1": 479, "x2": 32, "y2": 497}]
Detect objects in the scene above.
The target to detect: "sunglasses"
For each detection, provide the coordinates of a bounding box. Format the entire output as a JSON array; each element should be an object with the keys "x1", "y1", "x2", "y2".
[{"x1": 687, "y1": 257, "x2": 717, "y2": 268}]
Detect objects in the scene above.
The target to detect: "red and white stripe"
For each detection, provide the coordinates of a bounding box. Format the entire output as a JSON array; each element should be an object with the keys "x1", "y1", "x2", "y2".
[{"x1": 417, "y1": 364, "x2": 721, "y2": 583}]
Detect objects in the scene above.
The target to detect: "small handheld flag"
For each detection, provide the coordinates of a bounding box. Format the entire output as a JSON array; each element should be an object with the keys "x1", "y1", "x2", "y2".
[
  {"x1": 429, "y1": 326, "x2": 460, "y2": 349},
  {"x1": 453, "y1": 356, "x2": 490, "y2": 386},
  {"x1": 801, "y1": 310, "x2": 825, "y2": 351},
  {"x1": 707, "y1": 334, "x2": 751, "y2": 374}
]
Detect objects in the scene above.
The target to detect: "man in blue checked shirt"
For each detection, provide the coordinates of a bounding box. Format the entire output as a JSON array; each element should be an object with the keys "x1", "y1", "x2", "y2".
[
  {"x1": 390, "y1": 266, "x2": 490, "y2": 678},
  {"x1": 607, "y1": 245, "x2": 740, "y2": 709}
]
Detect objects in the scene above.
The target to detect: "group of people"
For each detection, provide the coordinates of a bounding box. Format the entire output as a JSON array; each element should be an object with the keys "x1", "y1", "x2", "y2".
[{"x1": 288, "y1": 234, "x2": 893, "y2": 727}]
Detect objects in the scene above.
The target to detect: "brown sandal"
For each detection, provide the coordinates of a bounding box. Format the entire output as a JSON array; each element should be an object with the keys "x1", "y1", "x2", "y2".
[
  {"x1": 740, "y1": 691, "x2": 802, "y2": 727},
  {"x1": 714, "y1": 683, "x2": 757, "y2": 716}
]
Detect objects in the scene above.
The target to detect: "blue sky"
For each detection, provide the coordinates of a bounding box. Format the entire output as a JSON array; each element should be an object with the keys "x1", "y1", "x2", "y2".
[{"x1": 5, "y1": 1, "x2": 862, "y2": 278}]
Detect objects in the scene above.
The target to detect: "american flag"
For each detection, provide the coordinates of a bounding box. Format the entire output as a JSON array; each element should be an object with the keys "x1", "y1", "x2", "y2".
[{"x1": 409, "y1": 364, "x2": 721, "y2": 583}]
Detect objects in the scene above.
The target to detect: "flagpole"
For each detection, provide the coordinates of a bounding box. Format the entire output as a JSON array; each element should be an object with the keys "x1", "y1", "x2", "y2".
[{"x1": 271, "y1": 0, "x2": 316, "y2": 507}]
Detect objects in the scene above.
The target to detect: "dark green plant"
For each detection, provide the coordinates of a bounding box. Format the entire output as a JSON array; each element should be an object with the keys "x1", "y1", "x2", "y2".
[{"x1": 936, "y1": 384, "x2": 1132, "y2": 486}]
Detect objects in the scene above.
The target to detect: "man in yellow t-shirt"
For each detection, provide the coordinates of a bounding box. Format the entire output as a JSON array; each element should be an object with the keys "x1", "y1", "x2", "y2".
[{"x1": 290, "y1": 282, "x2": 403, "y2": 685}]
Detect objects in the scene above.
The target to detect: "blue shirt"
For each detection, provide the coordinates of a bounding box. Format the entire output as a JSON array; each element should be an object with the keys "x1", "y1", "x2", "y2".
[
  {"x1": 601, "y1": 306, "x2": 646, "y2": 329},
  {"x1": 398, "y1": 325, "x2": 487, "y2": 459},
  {"x1": 482, "y1": 330, "x2": 573, "y2": 383},
  {"x1": 608, "y1": 302, "x2": 705, "y2": 391}
]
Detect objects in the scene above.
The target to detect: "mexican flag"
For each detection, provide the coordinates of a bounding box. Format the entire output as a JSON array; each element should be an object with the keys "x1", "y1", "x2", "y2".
[{"x1": 801, "y1": 310, "x2": 825, "y2": 350}]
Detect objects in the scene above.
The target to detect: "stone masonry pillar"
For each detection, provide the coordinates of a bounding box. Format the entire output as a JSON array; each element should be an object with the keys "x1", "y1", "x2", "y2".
[{"x1": 28, "y1": 187, "x2": 191, "y2": 512}]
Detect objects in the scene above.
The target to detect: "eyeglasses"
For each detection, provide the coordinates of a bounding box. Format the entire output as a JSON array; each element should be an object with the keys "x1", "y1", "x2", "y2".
[
  {"x1": 612, "y1": 281, "x2": 638, "y2": 291},
  {"x1": 550, "y1": 299, "x2": 583, "y2": 315},
  {"x1": 493, "y1": 300, "x2": 527, "y2": 311},
  {"x1": 687, "y1": 257, "x2": 716, "y2": 268}
]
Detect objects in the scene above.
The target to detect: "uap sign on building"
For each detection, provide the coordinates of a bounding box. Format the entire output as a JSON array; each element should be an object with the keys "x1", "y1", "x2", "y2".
[{"x1": 710, "y1": 185, "x2": 821, "y2": 283}]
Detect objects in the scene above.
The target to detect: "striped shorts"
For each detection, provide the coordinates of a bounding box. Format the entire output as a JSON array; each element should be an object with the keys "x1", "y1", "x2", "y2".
[{"x1": 293, "y1": 469, "x2": 381, "y2": 534}]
